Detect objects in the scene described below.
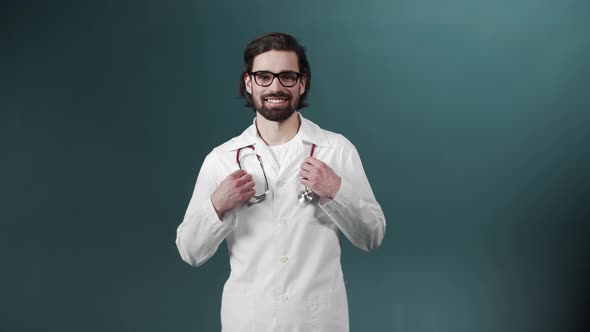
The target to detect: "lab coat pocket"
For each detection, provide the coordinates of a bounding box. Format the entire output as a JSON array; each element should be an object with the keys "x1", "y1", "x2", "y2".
[{"x1": 307, "y1": 288, "x2": 349, "y2": 331}]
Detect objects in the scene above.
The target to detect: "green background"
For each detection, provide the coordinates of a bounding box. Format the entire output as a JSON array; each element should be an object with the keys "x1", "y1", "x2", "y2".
[{"x1": 4, "y1": 0, "x2": 589, "y2": 331}]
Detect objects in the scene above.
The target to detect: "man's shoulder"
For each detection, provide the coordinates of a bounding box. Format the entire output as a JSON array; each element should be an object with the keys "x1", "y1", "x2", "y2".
[
  {"x1": 214, "y1": 135, "x2": 244, "y2": 151},
  {"x1": 312, "y1": 124, "x2": 356, "y2": 151},
  {"x1": 208, "y1": 123, "x2": 257, "y2": 154},
  {"x1": 301, "y1": 116, "x2": 355, "y2": 150},
  {"x1": 198, "y1": 136, "x2": 244, "y2": 171},
  {"x1": 321, "y1": 128, "x2": 352, "y2": 144}
]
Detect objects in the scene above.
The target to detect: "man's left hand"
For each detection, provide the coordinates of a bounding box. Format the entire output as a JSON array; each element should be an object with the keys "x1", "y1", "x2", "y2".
[{"x1": 299, "y1": 157, "x2": 341, "y2": 200}]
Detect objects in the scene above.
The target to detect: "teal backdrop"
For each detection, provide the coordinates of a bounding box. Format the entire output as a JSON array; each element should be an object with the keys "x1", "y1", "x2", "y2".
[{"x1": 4, "y1": 0, "x2": 589, "y2": 331}]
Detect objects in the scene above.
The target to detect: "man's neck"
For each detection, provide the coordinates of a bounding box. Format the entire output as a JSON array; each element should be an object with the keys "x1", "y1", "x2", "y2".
[{"x1": 255, "y1": 112, "x2": 300, "y2": 146}]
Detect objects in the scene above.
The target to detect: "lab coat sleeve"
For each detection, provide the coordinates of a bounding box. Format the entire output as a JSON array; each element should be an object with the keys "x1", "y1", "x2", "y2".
[
  {"x1": 175, "y1": 150, "x2": 237, "y2": 267},
  {"x1": 319, "y1": 142, "x2": 386, "y2": 253}
]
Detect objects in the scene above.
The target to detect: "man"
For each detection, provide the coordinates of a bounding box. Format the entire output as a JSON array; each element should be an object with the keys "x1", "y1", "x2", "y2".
[{"x1": 175, "y1": 32, "x2": 386, "y2": 331}]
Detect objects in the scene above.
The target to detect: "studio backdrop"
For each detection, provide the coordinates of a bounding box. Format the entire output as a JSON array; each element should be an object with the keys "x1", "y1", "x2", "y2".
[{"x1": 4, "y1": 0, "x2": 589, "y2": 331}]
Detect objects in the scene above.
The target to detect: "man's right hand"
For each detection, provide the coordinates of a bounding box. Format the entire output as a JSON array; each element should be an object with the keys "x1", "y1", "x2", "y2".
[{"x1": 211, "y1": 169, "x2": 256, "y2": 219}]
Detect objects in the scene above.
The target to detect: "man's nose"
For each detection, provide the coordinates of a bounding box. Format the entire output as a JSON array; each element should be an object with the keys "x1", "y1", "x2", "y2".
[{"x1": 268, "y1": 76, "x2": 285, "y2": 91}]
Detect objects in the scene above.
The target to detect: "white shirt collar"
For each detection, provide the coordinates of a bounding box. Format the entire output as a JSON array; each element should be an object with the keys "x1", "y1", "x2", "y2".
[{"x1": 225, "y1": 112, "x2": 328, "y2": 151}]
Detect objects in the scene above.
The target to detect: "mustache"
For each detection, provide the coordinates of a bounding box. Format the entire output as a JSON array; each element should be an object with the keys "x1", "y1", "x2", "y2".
[{"x1": 262, "y1": 92, "x2": 291, "y2": 99}]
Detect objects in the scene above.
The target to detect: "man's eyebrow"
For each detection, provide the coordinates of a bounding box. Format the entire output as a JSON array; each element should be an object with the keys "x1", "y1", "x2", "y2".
[{"x1": 252, "y1": 69, "x2": 299, "y2": 73}]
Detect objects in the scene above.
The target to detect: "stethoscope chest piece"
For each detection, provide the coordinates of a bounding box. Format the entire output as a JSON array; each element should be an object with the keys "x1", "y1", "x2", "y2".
[
  {"x1": 297, "y1": 143, "x2": 317, "y2": 205},
  {"x1": 297, "y1": 187, "x2": 314, "y2": 204}
]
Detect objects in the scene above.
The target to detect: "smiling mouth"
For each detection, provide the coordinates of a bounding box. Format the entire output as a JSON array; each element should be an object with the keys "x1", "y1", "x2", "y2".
[{"x1": 264, "y1": 98, "x2": 289, "y2": 104}]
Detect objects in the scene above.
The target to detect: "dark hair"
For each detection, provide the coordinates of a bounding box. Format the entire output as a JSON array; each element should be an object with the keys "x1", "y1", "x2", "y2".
[{"x1": 239, "y1": 32, "x2": 311, "y2": 110}]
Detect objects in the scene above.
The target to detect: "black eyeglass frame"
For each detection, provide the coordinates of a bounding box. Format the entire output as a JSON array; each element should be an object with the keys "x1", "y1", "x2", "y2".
[{"x1": 248, "y1": 71, "x2": 302, "y2": 88}]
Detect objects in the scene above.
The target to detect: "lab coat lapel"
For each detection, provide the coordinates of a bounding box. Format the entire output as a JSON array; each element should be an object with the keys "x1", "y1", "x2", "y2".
[
  {"x1": 225, "y1": 119, "x2": 278, "y2": 174},
  {"x1": 227, "y1": 114, "x2": 327, "y2": 180},
  {"x1": 254, "y1": 138, "x2": 280, "y2": 178},
  {"x1": 276, "y1": 140, "x2": 308, "y2": 181}
]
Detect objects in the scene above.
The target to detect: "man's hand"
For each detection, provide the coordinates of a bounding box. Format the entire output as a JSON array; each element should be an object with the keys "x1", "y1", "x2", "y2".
[
  {"x1": 211, "y1": 169, "x2": 256, "y2": 219},
  {"x1": 299, "y1": 157, "x2": 342, "y2": 200}
]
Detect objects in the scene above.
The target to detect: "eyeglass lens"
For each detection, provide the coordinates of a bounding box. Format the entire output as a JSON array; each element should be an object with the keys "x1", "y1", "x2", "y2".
[{"x1": 253, "y1": 71, "x2": 299, "y2": 87}]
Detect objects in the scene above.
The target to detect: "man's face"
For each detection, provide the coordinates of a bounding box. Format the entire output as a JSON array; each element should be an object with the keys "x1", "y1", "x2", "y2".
[{"x1": 244, "y1": 50, "x2": 307, "y2": 122}]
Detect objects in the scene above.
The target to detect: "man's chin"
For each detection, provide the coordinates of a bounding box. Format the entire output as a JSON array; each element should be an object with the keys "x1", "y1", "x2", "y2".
[{"x1": 256, "y1": 106, "x2": 295, "y2": 122}]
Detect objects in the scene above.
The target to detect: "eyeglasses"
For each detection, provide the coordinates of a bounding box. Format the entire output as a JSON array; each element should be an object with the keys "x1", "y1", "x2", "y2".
[{"x1": 249, "y1": 71, "x2": 302, "y2": 87}]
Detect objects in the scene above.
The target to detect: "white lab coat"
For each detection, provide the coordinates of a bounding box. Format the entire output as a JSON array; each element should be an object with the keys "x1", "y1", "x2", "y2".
[{"x1": 176, "y1": 114, "x2": 386, "y2": 332}]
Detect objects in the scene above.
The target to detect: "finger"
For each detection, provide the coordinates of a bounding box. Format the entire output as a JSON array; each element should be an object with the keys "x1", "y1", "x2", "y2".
[
  {"x1": 231, "y1": 175, "x2": 251, "y2": 188},
  {"x1": 303, "y1": 156, "x2": 323, "y2": 167},
  {"x1": 243, "y1": 179, "x2": 256, "y2": 191},
  {"x1": 300, "y1": 161, "x2": 315, "y2": 172},
  {"x1": 300, "y1": 177, "x2": 311, "y2": 187},
  {"x1": 238, "y1": 171, "x2": 252, "y2": 178},
  {"x1": 230, "y1": 169, "x2": 247, "y2": 178},
  {"x1": 300, "y1": 172, "x2": 317, "y2": 183},
  {"x1": 239, "y1": 189, "x2": 256, "y2": 202},
  {"x1": 299, "y1": 169, "x2": 312, "y2": 178},
  {"x1": 235, "y1": 178, "x2": 255, "y2": 194},
  {"x1": 239, "y1": 173, "x2": 254, "y2": 184},
  {"x1": 308, "y1": 157, "x2": 330, "y2": 173},
  {"x1": 301, "y1": 164, "x2": 321, "y2": 177}
]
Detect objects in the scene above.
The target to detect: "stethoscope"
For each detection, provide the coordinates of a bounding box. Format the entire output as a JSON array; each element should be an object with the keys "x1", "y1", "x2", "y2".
[{"x1": 236, "y1": 143, "x2": 317, "y2": 204}]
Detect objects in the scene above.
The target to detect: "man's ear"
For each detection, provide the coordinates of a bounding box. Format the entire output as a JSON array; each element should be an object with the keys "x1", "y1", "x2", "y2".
[
  {"x1": 299, "y1": 74, "x2": 307, "y2": 95},
  {"x1": 244, "y1": 73, "x2": 252, "y2": 94}
]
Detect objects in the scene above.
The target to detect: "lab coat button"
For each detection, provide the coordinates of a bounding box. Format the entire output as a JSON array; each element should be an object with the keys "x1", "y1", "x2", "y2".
[
  {"x1": 279, "y1": 218, "x2": 287, "y2": 224},
  {"x1": 276, "y1": 180, "x2": 284, "y2": 188},
  {"x1": 278, "y1": 294, "x2": 288, "y2": 302},
  {"x1": 280, "y1": 256, "x2": 288, "y2": 263}
]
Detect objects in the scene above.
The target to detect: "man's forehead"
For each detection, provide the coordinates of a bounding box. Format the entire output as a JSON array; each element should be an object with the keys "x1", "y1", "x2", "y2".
[{"x1": 252, "y1": 50, "x2": 299, "y2": 71}]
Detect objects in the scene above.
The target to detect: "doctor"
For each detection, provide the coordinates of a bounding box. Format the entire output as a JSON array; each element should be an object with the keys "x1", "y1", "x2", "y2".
[{"x1": 175, "y1": 32, "x2": 386, "y2": 331}]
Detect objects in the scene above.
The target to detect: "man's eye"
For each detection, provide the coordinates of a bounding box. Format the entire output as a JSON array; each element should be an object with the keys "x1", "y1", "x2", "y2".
[
  {"x1": 256, "y1": 73, "x2": 272, "y2": 81},
  {"x1": 280, "y1": 74, "x2": 297, "y2": 81}
]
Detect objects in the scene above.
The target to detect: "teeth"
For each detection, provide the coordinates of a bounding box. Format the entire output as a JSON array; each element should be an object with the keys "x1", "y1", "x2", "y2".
[{"x1": 266, "y1": 99, "x2": 286, "y2": 104}]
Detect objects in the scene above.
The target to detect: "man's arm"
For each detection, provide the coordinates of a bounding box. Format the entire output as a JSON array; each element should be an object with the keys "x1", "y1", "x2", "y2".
[
  {"x1": 175, "y1": 151, "x2": 254, "y2": 267},
  {"x1": 302, "y1": 140, "x2": 386, "y2": 252}
]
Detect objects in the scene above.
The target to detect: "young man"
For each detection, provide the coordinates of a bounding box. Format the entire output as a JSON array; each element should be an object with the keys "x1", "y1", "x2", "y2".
[{"x1": 176, "y1": 32, "x2": 386, "y2": 331}]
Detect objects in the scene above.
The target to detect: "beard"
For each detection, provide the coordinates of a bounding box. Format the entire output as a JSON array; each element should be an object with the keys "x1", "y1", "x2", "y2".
[{"x1": 254, "y1": 91, "x2": 298, "y2": 122}]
